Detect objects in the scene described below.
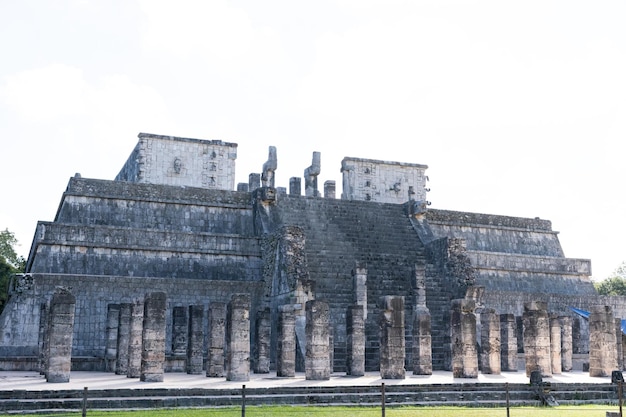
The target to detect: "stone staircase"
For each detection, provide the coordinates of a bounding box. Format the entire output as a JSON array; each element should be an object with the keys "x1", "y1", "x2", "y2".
[
  {"x1": 0, "y1": 383, "x2": 619, "y2": 413},
  {"x1": 275, "y1": 196, "x2": 426, "y2": 372}
]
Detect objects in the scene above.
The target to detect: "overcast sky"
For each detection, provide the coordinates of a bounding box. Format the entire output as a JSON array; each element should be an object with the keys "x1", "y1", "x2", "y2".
[{"x1": 1, "y1": 1, "x2": 625, "y2": 280}]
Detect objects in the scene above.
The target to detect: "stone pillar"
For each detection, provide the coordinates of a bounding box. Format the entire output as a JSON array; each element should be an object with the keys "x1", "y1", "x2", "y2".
[
  {"x1": 46, "y1": 288, "x2": 76, "y2": 383},
  {"x1": 550, "y1": 315, "x2": 562, "y2": 374},
  {"x1": 249, "y1": 173, "x2": 261, "y2": 190},
  {"x1": 289, "y1": 177, "x2": 301, "y2": 196},
  {"x1": 450, "y1": 299, "x2": 478, "y2": 378},
  {"x1": 379, "y1": 296, "x2": 406, "y2": 379},
  {"x1": 140, "y1": 292, "x2": 167, "y2": 382},
  {"x1": 412, "y1": 309, "x2": 432, "y2": 375},
  {"x1": 328, "y1": 324, "x2": 334, "y2": 373},
  {"x1": 589, "y1": 305, "x2": 618, "y2": 377},
  {"x1": 207, "y1": 302, "x2": 226, "y2": 377},
  {"x1": 304, "y1": 151, "x2": 321, "y2": 197},
  {"x1": 105, "y1": 304, "x2": 120, "y2": 372},
  {"x1": 187, "y1": 305, "x2": 204, "y2": 375},
  {"x1": 560, "y1": 316, "x2": 573, "y2": 372},
  {"x1": 500, "y1": 313, "x2": 517, "y2": 372},
  {"x1": 480, "y1": 308, "x2": 501, "y2": 374},
  {"x1": 352, "y1": 262, "x2": 367, "y2": 320},
  {"x1": 254, "y1": 307, "x2": 271, "y2": 374},
  {"x1": 262, "y1": 146, "x2": 277, "y2": 188},
  {"x1": 324, "y1": 180, "x2": 336, "y2": 199},
  {"x1": 172, "y1": 306, "x2": 188, "y2": 356},
  {"x1": 226, "y1": 294, "x2": 251, "y2": 382},
  {"x1": 305, "y1": 300, "x2": 330, "y2": 380},
  {"x1": 523, "y1": 301, "x2": 551, "y2": 377},
  {"x1": 115, "y1": 303, "x2": 132, "y2": 375},
  {"x1": 616, "y1": 318, "x2": 624, "y2": 372},
  {"x1": 38, "y1": 303, "x2": 49, "y2": 375},
  {"x1": 347, "y1": 305, "x2": 365, "y2": 376},
  {"x1": 277, "y1": 306, "x2": 296, "y2": 377},
  {"x1": 127, "y1": 299, "x2": 143, "y2": 378}
]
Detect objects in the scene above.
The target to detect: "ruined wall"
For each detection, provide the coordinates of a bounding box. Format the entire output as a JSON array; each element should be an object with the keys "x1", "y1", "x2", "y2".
[
  {"x1": 341, "y1": 157, "x2": 428, "y2": 204},
  {"x1": 115, "y1": 133, "x2": 237, "y2": 190},
  {"x1": 0, "y1": 274, "x2": 265, "y2": 359}
]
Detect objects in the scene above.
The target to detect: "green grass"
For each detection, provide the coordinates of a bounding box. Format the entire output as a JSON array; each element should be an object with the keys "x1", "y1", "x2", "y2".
[{"x1": 14, "y1": 405, "x2": 621, "y2": 417}]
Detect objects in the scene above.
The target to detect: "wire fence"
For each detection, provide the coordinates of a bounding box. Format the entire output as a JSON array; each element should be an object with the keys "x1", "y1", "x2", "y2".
[{"x1": 7, "y1": 382, "x2": 625, "y2": 417}]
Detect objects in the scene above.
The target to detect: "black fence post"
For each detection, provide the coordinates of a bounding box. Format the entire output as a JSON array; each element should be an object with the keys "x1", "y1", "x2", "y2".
[
  {"x1": 82, "y1": 386, "x2": 88, "y2": 417},
  {"x1": 506, "y1": 382, "x2": 510, "y2": 417},
  {"x1": 242, "y1": 384, "x2": 246, "y2": 417},
  {"x1": 381, "y1": 382, "x2": 385, "y2": 417}
]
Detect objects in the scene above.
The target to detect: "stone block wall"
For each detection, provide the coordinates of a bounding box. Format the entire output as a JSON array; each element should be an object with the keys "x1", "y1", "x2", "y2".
[
  {"x1": 340, "y1": 157, "x2": 428, "y2": 204},
  {"x1": 115, "y1": 133, "x2": 237, "y2": 190}
]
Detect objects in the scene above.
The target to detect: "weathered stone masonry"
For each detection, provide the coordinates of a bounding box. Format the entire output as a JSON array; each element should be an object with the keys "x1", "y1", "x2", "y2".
[{"x1": 0, "y1": 132, "x2": 619, "y2": 378}]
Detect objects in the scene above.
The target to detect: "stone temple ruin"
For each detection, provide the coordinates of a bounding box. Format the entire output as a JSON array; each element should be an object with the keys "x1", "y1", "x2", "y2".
[{"x1": 1, "y1": 132, "x2": 625, "y2": 382}]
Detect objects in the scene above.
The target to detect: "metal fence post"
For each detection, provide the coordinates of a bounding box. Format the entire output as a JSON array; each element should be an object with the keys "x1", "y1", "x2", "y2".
[
  {"x1": 82, "y1": 386, "x2": 88, "y2": 417},
  {"x1": 381, "y1": 382, "x2": 385, "y2": 417},
  {"x1": 242, "y1": 384, "x2": 246, "y2": 417}
]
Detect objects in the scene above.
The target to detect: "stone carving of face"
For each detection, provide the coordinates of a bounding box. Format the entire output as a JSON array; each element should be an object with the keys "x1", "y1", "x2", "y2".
[{"x1": 173, "y1": 158, "x2": 182, "y2": 174}]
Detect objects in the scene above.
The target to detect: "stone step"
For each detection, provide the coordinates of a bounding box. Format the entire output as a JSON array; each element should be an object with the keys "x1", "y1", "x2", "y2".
[{"x1": 0, "y1": 383, "x2": 618, "y2": 412}]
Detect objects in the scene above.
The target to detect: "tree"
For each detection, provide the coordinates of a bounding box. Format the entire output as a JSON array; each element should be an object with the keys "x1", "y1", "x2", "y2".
[
  {"x1": 0, "y1": 229, "x2": 26, "y2": 313},
  {"x1": 595, "y1": 261, "x2": 626, "y2": 296}
]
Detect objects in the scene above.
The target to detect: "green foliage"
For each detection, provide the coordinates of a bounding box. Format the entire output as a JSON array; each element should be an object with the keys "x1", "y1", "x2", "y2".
[
  {"x1": 595, "y1": 261, "x2": 626, "y2": 295},
  {"x1": 0, "y1": 228, "x2": 25, "y2": 313}
]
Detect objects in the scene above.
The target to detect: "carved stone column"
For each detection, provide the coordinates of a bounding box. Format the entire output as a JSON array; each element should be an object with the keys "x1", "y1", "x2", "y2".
[
  {"x1": 140, "y1": 292, "x2": 167, "y2": 382},
  {"x1": 480, "y1": 308, "x2": 500, "y2": 374},
  {"x1": 207, "y1": 302, "x2": 226, "y2": 377},
  {"x1": 347, "y1": 305, "x2": 365, "y2": 376},
  {"x1": 277, "y1": 306, "x2": 296, "y2": 377},
  {"x1": 500, "y1": 313, "x2": 517, "y2": 372},
  {"x1": 115, "y1": 303, "x2": 132, "y2": 375},
  {"x1": 46, "y1": 288, "x2": 76, "y2": 383},
  {"x1": 305, "y1": 300, "x2": 330, "y2": 380},
  {"x1": 379, "y1": 296, "x2": 406, "y2": 379},
  {"x1": 589, "y1": 305, "x2": 618, "y2": 377},
  {"x1": 226, "y1": 294, "x2": 251, "y2": 382},
  {"x1": 254, "y1": 307, "x2": 271, "y2": 374},
  {"x1": 105, "y1": 304, "x2": 120, "y2": 372},
  {"x1": 559, "y1": 316, "x2": 572, "y2": 372},
  {"x1": 127, "y1": 299, "x2": 143, "y2": 378},
  {"x1": 187, "y1": 305, "x2": 204, "y2": 375},
  {"x1": 450, "y1": 299, "x2": 478, "y2": 378},
  {"x1": 523, "y1": 301, "x2": 551, "y2": 377}
]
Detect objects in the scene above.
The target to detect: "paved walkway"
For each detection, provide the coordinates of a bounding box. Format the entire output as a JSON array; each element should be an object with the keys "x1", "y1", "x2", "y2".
[{"x1": 0, "y1": 370, "x2": 613, "y2": 392}]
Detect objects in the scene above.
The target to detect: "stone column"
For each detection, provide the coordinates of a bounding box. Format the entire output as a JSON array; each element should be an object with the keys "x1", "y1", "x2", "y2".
[
  {"x1": 277, "y1": 306, "x2": 296, "y2": 377},
  {"x1": 304, "y1": 151, "x2": 321, "y2": 197},
  {"x1": 172, "y1": 306, "x2": 188, "y2": 357},
  {"x1": 38, "y1": 303, "x2": 49, "y2": 375},
  {"x1": 324, "y1": 180, "x2": 336, "y2": 199},
  {"x1": 115, "y1": 303, "x2": 132, "y2": 375},
  {"x1": 305, "y1": 300, "x2": 330, "y2": 380},
  {"x1": 127, "y1": 299, "x2": 143, "y2": 378},
  {"x1": 347, "y1": 305, "x2": 365, "y2": 376},
  {"x1": 550, "y1": 315, "x2": 562, "y2": 374},
  {"x1": 249, "y1": 173, "x2": 261, "y2": 190},
  {"x1": 616, "y1": 318, "x2": 624, "y2": 371},
  {"x1": 254, "y1": 308, "x2": 271, "y2": 374},
  {"x1": 450, "y1": 299, "x2": 478, "y2": 378},
  {"x1": 589, "y1": 305, "x2": 618, "y2": 377},
  {"x1": 352, "y1": 262, "x2": 367, "y2": 320},
  {"x1": 328, "y1": 324, "x2": 334, "y2": 374},
  {"x1": 207, "y1": 302, "x2": 226, "y2": 377},
  {"x1": 105, "y1": 304, "x2": 120, "y2": 372},
  {"x1": 46, "y1": 288, "x2": 76, "y2": 383},
  {"x1": 500, "y1": 313, "x2": 517, "y2": 372},
  {"x1": 559, "y1": 316, "x2": 573, "y2": 372},
  {"x1": 187, "y1": 305, "x2": 204, "y2": 375},
  {"x1": 140, "y1": 292, "x2": 167, "y2": 382},
  {"x1": 480, "y1": 308, "x2": 501, "y2": 374},
  {"x1": 379, "y1": 296, "x2": 406, "y2": 379},
  {"x1": 289, "y1": 177, "x2": 301, "y2": 196},
  {"x1": 412, "y1": 309, "x2": 432, "y2": 375},
  {"x1": 522, "y1": 301, "x2": 551, "y2": 377},
  {"x1": 226, "y1": 294, "x2": 251, "y2": 382}
]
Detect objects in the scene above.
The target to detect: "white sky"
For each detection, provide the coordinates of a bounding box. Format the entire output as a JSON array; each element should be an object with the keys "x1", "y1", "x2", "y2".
[{"x1": 1, "y1": 1, "x2": 625, "y2": 281}]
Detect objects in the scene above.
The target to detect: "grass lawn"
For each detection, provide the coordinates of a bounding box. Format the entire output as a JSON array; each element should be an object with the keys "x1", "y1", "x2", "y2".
[{"x1": 17, "y1": 405, "x2": 621, "y2": 417}]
